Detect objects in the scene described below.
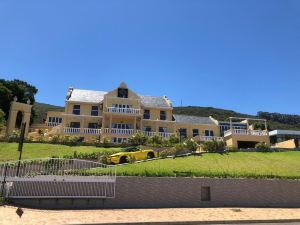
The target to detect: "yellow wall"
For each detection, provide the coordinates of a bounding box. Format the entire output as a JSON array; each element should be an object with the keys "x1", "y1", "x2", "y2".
[
  {"x1": 175, "y1": 122, "x2": 220, "y2": 138},
  {"x1": 275, "y1": 139, "x2": 297, "y2": 149}
]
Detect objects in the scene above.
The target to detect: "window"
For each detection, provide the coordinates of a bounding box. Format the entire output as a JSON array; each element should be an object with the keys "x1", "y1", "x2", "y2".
[
  {"x1": 144, "y1": 126, "x2": 151, "y2": 132},
  {"x1": 72, "y1": 105, "x2": 80, "y2": 115},
  {"x1": 144, "y1": 109, "x2": 150, "y2": 119},
  {"x1": 160, "y1": 111, "x2": 166, "y2": 120},
  {"x1": 117, "y1": 88, "x2": 128, "y2": 98},
  {"x1": 192, "y1": 129, "x2": 199, "y2": 137},
  {"x1": 88, "y1": 123, "x2": 98, "y2": 129},
  {"x1": 179, "y1": 128, "x2": 187, "y2": 139},
  {"x1": 70, "y1": 122, "x2": 80, "y2": 128},
  {"x1": 159, "y1": 127, "x2": 167, "y2": 133},
  {"x1": 91, "y1": 106, "x2": 98, "y2": 116},
  {"x1": 205, "y1": 130, "x2": 214, "y2": 136},
  {"x1": 112, "y1": 123, "x2": 132, "y2": 129},
  {"x1": 201, "y1": 186, "x2": 211, "y2": 201}
]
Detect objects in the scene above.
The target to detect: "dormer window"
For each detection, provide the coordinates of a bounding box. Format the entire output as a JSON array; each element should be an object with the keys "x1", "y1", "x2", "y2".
[{"x1": 118, "y1": 88, "x2": 128, "y2": 98}]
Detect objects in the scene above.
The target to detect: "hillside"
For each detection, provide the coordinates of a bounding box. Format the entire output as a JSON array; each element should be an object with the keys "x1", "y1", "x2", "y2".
[
  {"x1": 33, "y1": 102, "x2": 64, "y2": 124},
  {"x1": 32, "y1": 102, "x2": 300, "y2": 130}
]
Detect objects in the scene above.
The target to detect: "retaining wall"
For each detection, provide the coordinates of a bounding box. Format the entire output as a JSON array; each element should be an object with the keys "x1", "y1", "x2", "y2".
[{"x1": 12, "y1": 177, "x2": 300, "y2": 209}]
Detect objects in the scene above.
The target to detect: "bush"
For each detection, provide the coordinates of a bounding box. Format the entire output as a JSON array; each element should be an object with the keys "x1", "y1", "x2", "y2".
[
  {"x1": 159, "y1": 148, "x2": 178, "y2": 158},
  {"x1": 202, "y1": 140, "x2": 226, "y2": 152},
  {"x1": 128, "y1": 131, "x2": 148, "y2": 145},
  {"x1": 49, "y1": 135, "x2": 60, "y2": 144},
  {"x1": 184, "y1": 138, "x2": 198, "y2": 152},
  {"x1": 148, "y1": 135, "x2": 163, "y2": 145},
  {"x1": 255, "y1": 142, "x2": 271, "y2": 152},
  {"x1": 169, "y1": 134, "x2": 180, "y2": 144},
  {"x1": 8, "y1": 130, "x2": 19, "y2": 142}
]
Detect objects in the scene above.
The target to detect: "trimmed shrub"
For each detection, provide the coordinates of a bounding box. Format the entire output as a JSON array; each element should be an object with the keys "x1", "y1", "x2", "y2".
[
  {"x1": 169, "y1": 134, "x2": 180, "y2": 144},
  {"x1": 255, "y1": 142, "x2": 271, "y2": 152},
  {"x1": 184, "y1": 138, "x2": 198, "y2": 152},
  {"x1": 148, "y1": 135, "x2": 163, "y2": 145},
  {"x1": 128, "y1": 131, "x2": 148, "y2": 146},
  {"x1": 202, "y1": 140, "x2": 226, "y2": 152}
]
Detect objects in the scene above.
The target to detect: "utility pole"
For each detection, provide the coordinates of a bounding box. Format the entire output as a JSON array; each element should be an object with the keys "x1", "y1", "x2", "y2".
[{"x1": 16, "y1": 122, "x2": 26, "y2": 177}]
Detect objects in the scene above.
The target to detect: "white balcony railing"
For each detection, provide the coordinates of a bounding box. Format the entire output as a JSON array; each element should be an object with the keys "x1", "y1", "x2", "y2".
[
  {"x1": 83, "y1": 128, "x2": 101, "y2": 135},
  {"x1": 104, "y1": 128, "x2": 134, "y2": 135},
  {"x1": 107, "y1": 107, "x2": 141, "y2": 115},
  {"x1": 143, "y1": 131, "x2": 157, "y2": 137},
  {"x1": 199, "y1": 136, "x2": 223, "y2": 142},
  {"x1": 158, "y1": 132, "x2": 175, "y2": 139},
  {"x1": 143, "y1": 131, "x2": 175, "y2": 139},
  {"x1": 224, "y1": 129, "x2": 268, "y2": 137},
  {"x1": 63, "y1": 127, "x2": 101, "y2": 135},
  {"x1": 47, "y1": 122, "x2": 61, "y2": 127},
  {"x1": 64, "y1": 127, "x2": 81, "y2": 134}
]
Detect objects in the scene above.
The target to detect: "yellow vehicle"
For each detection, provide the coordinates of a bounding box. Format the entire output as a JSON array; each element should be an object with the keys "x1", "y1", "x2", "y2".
[{"x1": 109, "y1": 147, "x2": 157, "y2": 164}]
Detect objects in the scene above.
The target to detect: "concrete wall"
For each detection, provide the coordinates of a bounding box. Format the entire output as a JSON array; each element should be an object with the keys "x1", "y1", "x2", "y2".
[{"x1": 12, "y1": 177, "x2": 300, "y2": 209}]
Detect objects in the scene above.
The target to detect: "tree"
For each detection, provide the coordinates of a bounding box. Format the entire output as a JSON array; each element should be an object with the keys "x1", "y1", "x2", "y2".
[
  {"x1": 128, "y1": 132, "x2": 148, "y2": 146},
  {"x1": 0, "y1": 79, "x2": 38, "y2": 124},
  {"x1": 0, "y1": 109, "x2": 5, "y2": 132}
]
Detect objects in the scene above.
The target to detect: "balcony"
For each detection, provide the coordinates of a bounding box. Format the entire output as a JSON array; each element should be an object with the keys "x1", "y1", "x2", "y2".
[
  {"x1": 104, "y1": 128, "x2": 135, "y2": 135},
  {"x1": 143, "y1": 131, "x2": 175, "y2": 139},
  {"x1": 63, "y1": 127, "x2": 101, "y2": 135},
  {"x1": 106, "y1": 107, "x2": 141, "y2": 115},
  {"x1": 224, "y1": 129, "x2": 268, "y2": 137},
  {"x1": 199, "y1": 136, "x2": 223, "y2": 142}
]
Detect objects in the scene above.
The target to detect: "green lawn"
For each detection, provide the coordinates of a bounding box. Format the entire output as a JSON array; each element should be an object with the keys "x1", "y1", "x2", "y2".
[
  {"x1": 114, "y1": 151, "x2": 300, "y2": 179},
  {"x1": 1, "y1": 142, "x2": 300, "y2": 179},
  {"x1": 0, "y1": 142, "x2": 121, "y2": 161}
]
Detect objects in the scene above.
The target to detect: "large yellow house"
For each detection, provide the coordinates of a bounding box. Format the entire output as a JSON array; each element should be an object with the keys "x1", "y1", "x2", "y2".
[{"x1": 45, "y1": 82, "x2": 269, "y2": 148}]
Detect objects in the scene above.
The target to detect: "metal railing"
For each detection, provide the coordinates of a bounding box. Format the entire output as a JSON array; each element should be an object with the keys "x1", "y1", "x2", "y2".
[
  {"x1": 0, "y1": 158, "x2": 116, "y2": 198},
  {"x1": 224, "y1": 129, "x2": 268, "y2": 137}
]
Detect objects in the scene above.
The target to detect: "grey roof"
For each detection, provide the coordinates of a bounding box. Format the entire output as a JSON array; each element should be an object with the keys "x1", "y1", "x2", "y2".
[
  {"x1": 68, "y1": 89, "x2": 107, "y2": 103},
  {"x1": 139, "y1": 95, "x2": 172, "y2": 108},
  {"x1": 173, "y1": 114, "x2": 216, "y2": 125},
  {"x1": 269, "y1": 129, "x2": 300, "y2": 136}
]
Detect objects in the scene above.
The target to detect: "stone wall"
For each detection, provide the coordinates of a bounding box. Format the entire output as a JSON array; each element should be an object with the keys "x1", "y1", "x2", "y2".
[{"x1": 12, "y1": 177, "x2": 300, "y2": 209}]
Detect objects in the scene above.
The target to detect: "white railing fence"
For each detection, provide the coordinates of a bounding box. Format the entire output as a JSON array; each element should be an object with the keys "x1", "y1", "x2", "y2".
[
  {"x1": 63, "y1": 127, "x2": 101, "y2": 135},
  {"x1": 107, "y1": 107, "x2": 141, "y2": 114},
  {"x1": 47, "y1": 122, "x2": 61, "y2": 127},
  {"x1": 199, "y1": 136, "x2": 223, "y2": 142},
  {"x1": 224, "y1": 129, "x2": 268, "y2": 137}
]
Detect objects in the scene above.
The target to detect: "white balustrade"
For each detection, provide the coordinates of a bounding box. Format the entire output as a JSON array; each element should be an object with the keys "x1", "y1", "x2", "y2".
[
  {"x1": 63, "y1": 127, "x2": 101, "y2": 135},
  {"x1": 200, "y1": 136, "x2": 223, "y2": 142},
  {"x1": 158, "y1": 132, "x2": 175, "y2": 139},
  {"x1": 63, "y1": 127, "x2": 81, "y2": 134},
  {"x1": 105, "y1": 128, "x2": 134, "y2": 135},
  {"x1": 224, "y1": 129, "x2": 268, "y2": 137},
  {"x1": 143, "y1": 131, "x2": 157, "y2": 137},
  {"x1": 107, "y1": 107, "x2": 140, "y2": 114},
  {"x1": 83, "y1": 128, "x2": 101, "y2": 135}
]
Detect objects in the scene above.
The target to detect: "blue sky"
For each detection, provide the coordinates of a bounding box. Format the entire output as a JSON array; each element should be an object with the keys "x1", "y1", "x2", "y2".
[{"x1": 1, "y1": 0, "x2": 300, "y2": 115}]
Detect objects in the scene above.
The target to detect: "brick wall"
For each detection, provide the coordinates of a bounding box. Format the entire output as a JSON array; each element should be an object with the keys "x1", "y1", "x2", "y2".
[{"x1": 12, "y1": 177, "x2": 300, "y2": 209}]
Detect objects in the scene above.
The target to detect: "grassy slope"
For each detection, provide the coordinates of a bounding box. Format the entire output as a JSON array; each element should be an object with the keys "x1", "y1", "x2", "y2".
[
  {"x1": 114, "y1": 152, "x2": 300, "y2": 179},
  {"x1": 0, "y1": 142, "x2": 120, "y2": 161},
  {"x1": 173, "y1": 106, "x2": 300, "y2": 130}
]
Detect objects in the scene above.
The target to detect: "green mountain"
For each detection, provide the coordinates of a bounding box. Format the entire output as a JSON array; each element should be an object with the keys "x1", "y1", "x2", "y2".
[
  {"x1": 33, "y1": 102, "x2": 64, "y2": 124},
  {"x1": 32, "y1": 102, "x2": 300, "y2": 131}
]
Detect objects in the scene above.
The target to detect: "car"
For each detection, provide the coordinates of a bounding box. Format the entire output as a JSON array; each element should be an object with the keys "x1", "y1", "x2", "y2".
[{"x1": 109, "y1": 147, "x2": 157, "y2": 164}]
